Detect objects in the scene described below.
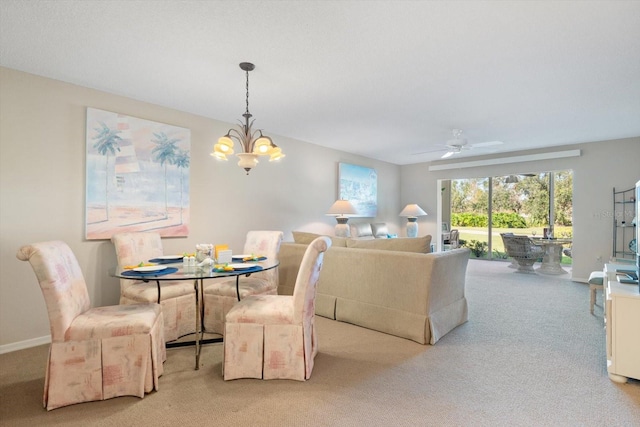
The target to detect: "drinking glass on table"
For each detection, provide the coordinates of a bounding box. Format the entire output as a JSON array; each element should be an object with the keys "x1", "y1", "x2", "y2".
[{"x1": 532, "y1": 230, "x2": 537, "y2": 238}]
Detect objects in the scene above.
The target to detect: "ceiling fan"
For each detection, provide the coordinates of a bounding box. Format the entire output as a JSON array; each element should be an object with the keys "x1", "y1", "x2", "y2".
[{"x1": 414, "y1": 129, "x2": 504, "y2": 159}]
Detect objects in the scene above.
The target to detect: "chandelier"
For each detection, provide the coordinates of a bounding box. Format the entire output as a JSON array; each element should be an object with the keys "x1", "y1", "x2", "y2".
[{"x1": 211, "y1": 62, "x2": 285, "y2": 174}]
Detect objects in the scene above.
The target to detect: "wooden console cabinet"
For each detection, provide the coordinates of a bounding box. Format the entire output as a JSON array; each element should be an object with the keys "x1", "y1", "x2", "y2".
[{"x1": 604, "y1": 263, "x2": 640, "y2": 383}]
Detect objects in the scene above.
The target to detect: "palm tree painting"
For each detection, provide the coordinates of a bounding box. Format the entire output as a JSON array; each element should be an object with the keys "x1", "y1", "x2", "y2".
[
  {"x1": 173, "y1": 149, "x2": 190, "y2": 225},
  {"x1": 85, "y1": 108, "x2": 191, "y2": 239},
  {"x1": 90, "y1": 122, "x2": 122, "y2": 221},
  {"x1": 151, "y1": 132, "x2": 180, "y2": 220}
]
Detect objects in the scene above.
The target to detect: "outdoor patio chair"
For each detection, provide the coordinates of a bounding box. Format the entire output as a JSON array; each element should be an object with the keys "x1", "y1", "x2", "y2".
[{"x1": 502, "y1": 234, "x2": 544, "y2": 273}]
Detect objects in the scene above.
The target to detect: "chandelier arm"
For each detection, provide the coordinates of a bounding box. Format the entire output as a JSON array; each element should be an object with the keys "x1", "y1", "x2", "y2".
[
  {"x1": 249, "y1": 129, "x2": 265, "y2": 149},
  {"x1": 226, "y1": 129, "x2": 243, "y2": 143}
]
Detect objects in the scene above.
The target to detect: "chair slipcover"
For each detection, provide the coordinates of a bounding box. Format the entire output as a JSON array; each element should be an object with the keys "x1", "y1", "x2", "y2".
[
  {"x1": 202, "y1": 230, "x2": 283, "y2": 335},
  {"x1": 16, "y1": 241, "x2": 165, "y2": 410},
  {"x1": 223, "y1": 236, "x2": 331, "y2": 381},
  {"x1": 111, "y1": 232, "x2": 196, "y2": 342}
]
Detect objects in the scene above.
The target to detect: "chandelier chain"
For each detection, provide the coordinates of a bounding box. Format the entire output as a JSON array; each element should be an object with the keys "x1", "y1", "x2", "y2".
[{"x1": 245, "y1": 69, "x2": 250, "y2": 115}]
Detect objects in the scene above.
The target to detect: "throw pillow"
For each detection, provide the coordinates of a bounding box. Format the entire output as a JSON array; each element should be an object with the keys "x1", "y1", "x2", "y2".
[
  {"x1": 346, "y1": 235, "x2": 432, "y2": 253},
  {"x1": 350, "y1": 222, "x2": 373, "y2": 238},
  {"x1": 371, "y1": 223, "x2": 389, "y2": 238}
]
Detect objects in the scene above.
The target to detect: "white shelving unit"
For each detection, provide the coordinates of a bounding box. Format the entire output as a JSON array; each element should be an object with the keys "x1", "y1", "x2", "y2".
[
  {"x1": 604, "y1": 263, "x2": 640, "y2": 383},
  {"x1": 612, "y1": 187, "x2": 636, "y2": 259}
]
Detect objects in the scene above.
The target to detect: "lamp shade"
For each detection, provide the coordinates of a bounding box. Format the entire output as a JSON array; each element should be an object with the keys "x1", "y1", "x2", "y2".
[
  {"x1": 399, "y1": 204, "x2": 427, "y2": 218},
  {"x1": 326, "y1": 200, "x2": 358, "y2": 217}
]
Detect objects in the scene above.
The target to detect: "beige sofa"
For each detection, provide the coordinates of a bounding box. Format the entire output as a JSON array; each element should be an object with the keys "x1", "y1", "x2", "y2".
[{"x1": 278, "y1": 232, "x2": 471, "y2": 344}]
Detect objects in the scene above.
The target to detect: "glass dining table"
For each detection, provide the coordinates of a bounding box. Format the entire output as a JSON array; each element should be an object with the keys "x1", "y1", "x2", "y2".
[{"x1": 111, "y1": 258, "x2": 279, "y2": 370}]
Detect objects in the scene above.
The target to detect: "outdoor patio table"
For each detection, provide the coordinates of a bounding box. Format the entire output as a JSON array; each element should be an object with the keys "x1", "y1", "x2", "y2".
[{"x1": 531, "y1": 238, "x2": 572, "y2": 275}]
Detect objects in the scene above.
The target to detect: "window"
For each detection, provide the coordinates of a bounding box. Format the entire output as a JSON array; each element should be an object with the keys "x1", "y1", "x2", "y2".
[{"x1": 446, "y1": 170, "x2": 573, "y2": 262}]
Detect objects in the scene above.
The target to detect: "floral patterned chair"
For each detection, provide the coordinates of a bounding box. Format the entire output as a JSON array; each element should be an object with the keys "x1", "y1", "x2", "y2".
[
  {"x1": 223, "y1": 236, "x2": 331, "y2": 381},
  {"x1": 111, "y1": 232, "x2": 196, "y2": 342},
  {"x1": 17, "y1": 240, "x2": 165, "y2": 410},
  {"x1": 202, "y1": 230, "x2": 283, "y2": 335}
]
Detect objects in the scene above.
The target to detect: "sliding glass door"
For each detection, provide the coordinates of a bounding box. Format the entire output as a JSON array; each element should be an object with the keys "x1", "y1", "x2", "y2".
[
  {"x1": 490, "y1": 173, "x2": 549, "y2": 259},
  {"x1": 448, "y1": 170, "x2": 572, "y2": 263},
  {"x1": 450, "y1": 177, "x2": 490, "y2": 258}
]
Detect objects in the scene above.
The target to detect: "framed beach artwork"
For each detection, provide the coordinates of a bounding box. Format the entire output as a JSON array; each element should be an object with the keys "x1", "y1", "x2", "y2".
[
  {"x1": 85, "y1": 108, "x2": 191, "y2": 239},
  {"x1": 338, "y1": 162, "x2": 377, "y2": 217}
]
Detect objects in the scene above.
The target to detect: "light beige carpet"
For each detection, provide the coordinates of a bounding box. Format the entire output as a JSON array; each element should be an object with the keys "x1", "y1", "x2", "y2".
[{"x1": 1, "y1": 259, "x2": 639, "y2": 426}]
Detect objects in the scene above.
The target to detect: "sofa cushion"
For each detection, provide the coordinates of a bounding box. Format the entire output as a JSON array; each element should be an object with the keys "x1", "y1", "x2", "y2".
[
  {"x1": 292, "y1": 231, "x2": 348, "y2": 247},
  {"x1": 371, "y1": 223, "x2": 389, "y2": 238},
  {"x1": 346, "y1": 235, "x2": 432, "y2": 253}
]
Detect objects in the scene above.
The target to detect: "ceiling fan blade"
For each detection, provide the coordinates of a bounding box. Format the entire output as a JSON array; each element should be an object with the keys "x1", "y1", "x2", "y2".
[
  {"x1": 441, "y1": 151, "x2": 455, "y2": 159},
  {"x1": 411, "y1": 146, "x2": 448, "y2": 156}
]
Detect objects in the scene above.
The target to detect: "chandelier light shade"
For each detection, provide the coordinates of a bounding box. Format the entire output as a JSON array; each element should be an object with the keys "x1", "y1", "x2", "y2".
[
  {"x1": 211, "y1": 62, "x2": 284, "y2": 175},
  {"x1": 399, "y1": 204, "x2": 428, "y2": 238},
  {"x1": 326, "y1": 200, "x2": 358, "y2": 237}
]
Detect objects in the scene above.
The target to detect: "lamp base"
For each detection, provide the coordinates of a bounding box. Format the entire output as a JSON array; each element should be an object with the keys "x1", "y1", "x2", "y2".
[
  {"x1": 335, "y1": 218, "x2": 351, "y2": 237},
  {"x1": 406, "y1": 218, "x2": 418, "y2": 238}
]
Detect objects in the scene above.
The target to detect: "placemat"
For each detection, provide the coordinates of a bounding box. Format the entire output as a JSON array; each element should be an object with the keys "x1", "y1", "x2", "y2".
[
  {"x1": 122, "y1": 267, "x2": 179, "y2": 277},
  {"x1": 148, "y1": 258, "x2": 183, "y2": 264}
]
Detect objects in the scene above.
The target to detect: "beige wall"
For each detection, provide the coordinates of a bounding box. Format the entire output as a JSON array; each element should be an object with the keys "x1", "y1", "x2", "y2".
[
  {"x1": 0, "y1": 67, "x2": 401, "y2": 350},
  {"x1": 2, "y1": 66, "x2": 638, "y2": 351}
]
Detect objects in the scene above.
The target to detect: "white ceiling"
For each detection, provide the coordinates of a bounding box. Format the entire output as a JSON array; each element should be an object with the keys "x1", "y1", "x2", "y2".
[{"x1": 2, "y1": 1, "x2": 639, "y2": 165}]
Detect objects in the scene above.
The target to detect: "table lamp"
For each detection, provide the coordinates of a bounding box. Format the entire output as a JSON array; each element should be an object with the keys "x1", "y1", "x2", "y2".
[
  {"x1": 327, "y1": 200, "x2": 358, "y2": 237},
  {"x1": 399, "y1": 204, "x2": 428, "y2": 237}
]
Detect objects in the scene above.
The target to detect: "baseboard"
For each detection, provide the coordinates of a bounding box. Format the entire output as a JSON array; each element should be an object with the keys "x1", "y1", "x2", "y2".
[{"x1": 0, "y1": 335, "x2": 50, "y2": 354}]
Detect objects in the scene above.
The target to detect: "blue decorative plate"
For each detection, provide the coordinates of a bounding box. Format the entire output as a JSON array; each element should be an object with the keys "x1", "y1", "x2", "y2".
[{"x1": 630, "y1": 239, "x2": 637, "y2": 253}]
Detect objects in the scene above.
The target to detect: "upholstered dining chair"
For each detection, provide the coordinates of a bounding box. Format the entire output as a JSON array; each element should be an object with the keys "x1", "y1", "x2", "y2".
[
  {"x1": 111, "y1": 232, "x2": 196, "y2": 342},
  {"x1": 202, "y1": 230, "x2": 283, "y2": 335},
  {"x1": 223, "y1": 236, "x2": 331, "y2": 381},
  {"x1": 17, "y1": 241, "x2": 166, "y2": 410}
]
